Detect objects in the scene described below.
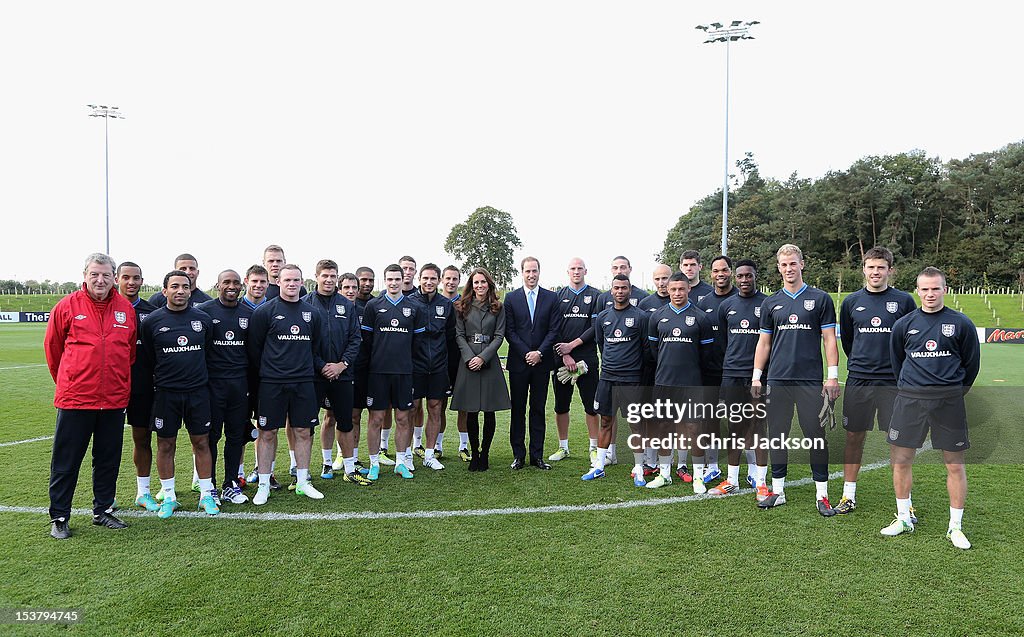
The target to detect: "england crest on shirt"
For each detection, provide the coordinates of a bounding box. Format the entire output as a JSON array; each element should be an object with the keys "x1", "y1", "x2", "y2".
[
  {"x1": 803, "y1": 299, "x2": 815, "y2": 311},
  {"x1": 754, "y1": 307, "x2": 761, "y2": 318},
  {"x1": 435, "y1": 305, "x2": 444, "y2": 316},
  {"x1": 302, "y1": 311, "x2": 312, "y2": 322},
  {"x1": 685, "y1": 316, "x2": 695, "y2": 326},
  {"x1": 624, "y1": 317, "x2": 635, "y2": 327},
  {"x1": 403, "y1": 307, "x2": 412, "y2": 317},
  {"x1": 583, "y1": 296, "x2": 592, "y2": 304},
  {"x1": 239, "y1": 317, "x2": 248, "y2": 329},
  {"x1": 629, "y1": 298, "x2": 638, "y2": 306},
  {"x1": 941, "y1": 323, "x2": 955, "y2": 337},
  {"x1": 114, "y1": 311, "x2": 126, "y2": 324},
  {"x1": 886, "y1": 302, "x2": 899, "y2": 314},
  {"x1": 191, "y1": 320, "x2": 203, "y2": 332},
  {"x1": 337, "y1": 305, "x2": 345, "y2": 316}
]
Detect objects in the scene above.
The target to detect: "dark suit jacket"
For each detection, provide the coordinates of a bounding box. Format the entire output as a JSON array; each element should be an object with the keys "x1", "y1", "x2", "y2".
[{"x1": 504, "y1": 286, "x2": 560, "y2": 373}]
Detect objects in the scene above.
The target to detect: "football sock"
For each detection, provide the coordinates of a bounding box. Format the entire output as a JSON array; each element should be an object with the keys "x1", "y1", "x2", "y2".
[
  {"x1": 559, "y1": 439, "x2": 569, "y2": 451},
  {"x1": 896, "y1": 498, "x2": 912, "y2": 522},
  {"x1": 659, "y1": 458, "x2": 672, "y2": 478},
  {"x1": 258, "y1": 473, "x2": 270, "y2": 488},
  {"x1": 296, "y1": 468, "x2": 310, "y2": 484},
  {"x1": 772, "y1": 476, "x2": 785, "y2": 495},
  {"x1": 435, "y1": 432, "x2": 445, "y2": 450},
  {"x1": 589, "y1": 437, "x2": 598, "y2": 451},
  {"x1": 694, "y1": 463, "x2": 706, "y2": 482},
  {"x1": 843, "y1": 481, "x2": 857, "y2": 501},
  {"x1": 756, "y1": 465, "x2": 768, "y2": 487},
  {"x1": 322, "y1": 449, "x2": 332, "y2": 464},
  {"x1": 237, "y1": 463, "x2": 245, "y2": 478},
  {"x1": 288, "y1": 451, "x2": 296, "y2": 470},
  {"x1": 815, "y1": 480, "x2": 829, "y2": 500},
  {"x1": 727, "y1": 464, "x2": 740, "y2": 486},
  {"x1": 413, "y1": 426, "x2": 423, "y2": 448},
  {"x1": 369, "y1": 453, "x2": 380, "y2": 468},
  {"x1": 633, "y1": 452, "x2": 646, "y2": 467},
  {"x1": 596, "y1": 448, "x2": 608, "y2": 470},
  {"x1": 353, "y1": 447, "x2": 360, "y2": 461},
  {"x1": 949, "y1": 507, "x2": 964, "y2": 530},
  {"x1": 381, "y1": 428, "x2": 391, "y2": 450},
  {"x1": 608, "y1": 443, "x2": 616, "y2": 459},
  {"x1": 459, "y1": 432, "x2": 469, "y2": 449},
  {"x1": 137, "y1": 476, "x2": 150, "y2": 497},
  {"x1": 160, "y1": 478, "x2": 176, "y2": 501},
  {"x1": 344, "y1": 457, "x2": 355, "y2": 475},
  {"x1": 198, "y1": 478, "x2": 213, "y2": 498},
  {"x1": 676, "y1": 449, "x2": 689, "y2": 468},
  {"x1": 424, "y1": 448, "x2": 435, "y2": 460}
]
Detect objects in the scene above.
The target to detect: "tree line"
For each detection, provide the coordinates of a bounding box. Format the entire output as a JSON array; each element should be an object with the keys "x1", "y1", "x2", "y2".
[{"x1": 659, "y1": 142, "x2": 1024, "y2": 291}]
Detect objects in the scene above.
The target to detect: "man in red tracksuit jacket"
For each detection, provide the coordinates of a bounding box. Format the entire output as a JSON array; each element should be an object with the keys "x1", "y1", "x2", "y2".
[{"x1": 44, "y1": 253, "x2": 137, "y2": 539}]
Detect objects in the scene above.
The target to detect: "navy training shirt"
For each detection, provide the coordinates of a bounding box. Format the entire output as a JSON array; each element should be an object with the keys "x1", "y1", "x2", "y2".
[
  {"x1": 891, "y1": 306, "x2": 980, "y2": 393},
  {"x1": 129, "y1": 297, "x2": 157, "y2": 396},
  {"x1": 696, "y1": 287, "x2": 739, "y2": 376},
  {"x1": 140, "y1": 305, "x2": 213, "y2": 391},
  {"x1": 647, "y1": 302, "x2": 715, "y2": 387},
  {"x1": 555, "y1": 284, "x2": 603, "y2": 360},
  {"x1": 718, "y1": 291, "x2": 767, "y2": 378},
  {"x1": 758, "y1": 284, "x2": 837, "y2": 383},
  {"x1": 197, "y1": 299, "x2": 253, "y2": 380},
  {"x1": 247, "y1": 296, "x2": 326, "y2": 383},
  {"x1": 360, "y1": 294, "x2": 427, "y2": 375},
  {"x1": 689, "y1": 280, "x2": 715, "y2": 307},
  {"x1": 839, "y1": 286, "x2": 917, "y2": 380},
  {"x1": 594, "y1": 304, "x2": 648, "y2": 382}
]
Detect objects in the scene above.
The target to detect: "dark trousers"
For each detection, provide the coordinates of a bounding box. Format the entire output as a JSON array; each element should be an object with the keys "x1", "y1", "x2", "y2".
[
  {"x1": 210, "y1": 378, "x2": 250, "y2": 487},
  {"x1": 766, "y1": 383, "x2": 829, "y2": 482},
  {"x1": 48, "y1": 408, "x2": 124, "y2": 520},
  {"x1": 509, "y1": 366, "x2": 549, "y2": 461}
]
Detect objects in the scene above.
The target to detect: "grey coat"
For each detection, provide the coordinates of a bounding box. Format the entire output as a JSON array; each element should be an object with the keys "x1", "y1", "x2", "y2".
[{"x1": 449, "y1": 300, "x2": 511, "y2": 413}]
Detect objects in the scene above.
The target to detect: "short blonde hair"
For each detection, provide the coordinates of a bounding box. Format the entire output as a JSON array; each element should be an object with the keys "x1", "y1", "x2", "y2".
[{"x1": 776, "y1": 244, "x2": 803, "y2": 261}]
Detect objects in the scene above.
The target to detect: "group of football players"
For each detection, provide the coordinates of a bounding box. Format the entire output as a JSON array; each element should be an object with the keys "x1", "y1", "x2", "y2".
[{"x1": 81, "y1": 242, "x2": 979, "y2": 549}]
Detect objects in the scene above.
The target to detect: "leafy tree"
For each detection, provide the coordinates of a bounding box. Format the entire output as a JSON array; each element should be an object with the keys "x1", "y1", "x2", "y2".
[{"x1": 444, "y1": 206, "x2": 523, "y2": 288}]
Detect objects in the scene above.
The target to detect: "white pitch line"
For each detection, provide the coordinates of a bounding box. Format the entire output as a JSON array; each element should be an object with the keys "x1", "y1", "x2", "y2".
[
  {"x1": 0, "y1": 435, "x2": 53, "y2": 447},
  {"x1": 0, "y1": 424, "x2": 132, "y2": 448},
  {"x1": 0, "y1": 458, "x2": 897, "y2": 521},
  {"x1": 0, "y1": 364, "x2": 47, "y2": 371}
]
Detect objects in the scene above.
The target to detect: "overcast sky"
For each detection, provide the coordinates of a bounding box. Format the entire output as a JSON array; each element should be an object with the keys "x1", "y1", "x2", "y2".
[{"x1": 3, "y1": 1, "x2": 1021, "y2": 290}]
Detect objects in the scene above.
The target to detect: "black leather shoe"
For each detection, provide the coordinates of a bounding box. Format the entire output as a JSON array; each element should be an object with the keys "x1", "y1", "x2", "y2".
[
  {"x1": 50, "y1": 517, "x2": 71, "y2": 540},
  {"x1": 510, "y1": 458, "x2": 526, "y2": 470},
  {"x1": 530, "y1": 459, "x2": 552, "y2": 470},
  {"x1": 468, "y1": 456, "x2": 480, "y2": 472},
  {"x1": 92, "y1": 512, "x2": 128, "y2": 530}
]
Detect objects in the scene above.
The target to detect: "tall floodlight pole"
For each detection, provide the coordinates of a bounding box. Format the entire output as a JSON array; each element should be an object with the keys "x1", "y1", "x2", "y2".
[
  {"x1": 87, "y1": 105, "x2": 125, "y2": 255},
  {"x1": 695, "y1": 21, "x2": 758, "y2": 256}
]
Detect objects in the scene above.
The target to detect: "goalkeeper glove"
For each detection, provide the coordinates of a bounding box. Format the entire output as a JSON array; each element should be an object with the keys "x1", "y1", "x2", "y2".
[{"x1": 818, "y1": 394, "x2": 837, "y2": 430}]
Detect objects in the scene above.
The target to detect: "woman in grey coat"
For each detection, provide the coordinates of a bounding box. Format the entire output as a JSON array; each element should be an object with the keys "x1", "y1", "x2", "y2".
[{"x1": 450, "y1": 268, "x2": 511, "y2": 471}]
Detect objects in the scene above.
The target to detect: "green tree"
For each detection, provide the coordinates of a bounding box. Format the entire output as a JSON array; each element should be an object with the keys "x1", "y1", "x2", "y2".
[{"x1": 444, "y1": 206, "x2": 523, "y2": 288}]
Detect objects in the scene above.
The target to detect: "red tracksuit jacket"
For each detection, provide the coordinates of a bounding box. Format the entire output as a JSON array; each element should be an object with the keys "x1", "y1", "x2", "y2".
[{"x1": 44, "y1": 286, "x2": 137, "y2": 409}]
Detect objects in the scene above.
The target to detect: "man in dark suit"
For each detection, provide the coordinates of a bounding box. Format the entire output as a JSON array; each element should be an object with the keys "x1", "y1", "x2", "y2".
[{"x1": 504, "y1": 257, "x2": 560, "y2": 469}]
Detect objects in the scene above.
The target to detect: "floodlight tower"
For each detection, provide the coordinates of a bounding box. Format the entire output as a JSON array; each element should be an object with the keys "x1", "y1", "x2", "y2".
[
  {"x1": 87, "y1": 105, "x2": 125, "y2": 255},
  {"x1": 695, "y1": 20, "x2": 758, "y2": 256}
]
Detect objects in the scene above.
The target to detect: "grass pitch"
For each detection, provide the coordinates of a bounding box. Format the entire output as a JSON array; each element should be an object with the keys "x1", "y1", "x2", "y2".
[{"x1": 1, "y1": 324, "x2": 1023, "y2": 636}]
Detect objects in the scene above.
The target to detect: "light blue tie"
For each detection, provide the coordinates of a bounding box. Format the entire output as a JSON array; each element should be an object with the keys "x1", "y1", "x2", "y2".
[{"x1": 528, "y1": 289, "x2": 536, "y2": 323}]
